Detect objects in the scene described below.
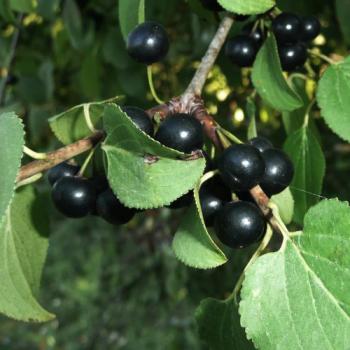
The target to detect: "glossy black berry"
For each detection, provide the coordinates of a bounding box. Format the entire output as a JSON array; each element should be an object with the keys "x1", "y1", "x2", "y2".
[
  {"x1": 200, "y1": 0, "x2": 223, "y2": 11},
  {"x1": 278, "y1": 43, "x2": 307, "y2": 71},
  {"x1": 241, "y1": 22, "x2": 264, "y2": 47},
  {"x1": 52, "y1": 177, "x2": 96, "y2": 218},
  {"x1": 300, "y1": 16, "x2": 321, "y2": 42},
  {"x1": 122, "y1": 106, "x2": 154, "y2": 136},
  {"x1": 218, "y1": 144, "x2": 265, "y2": 191},
  {"x1": 127, "y1": 21, "x2": 169, "y2": 65},
  {"x1": 225, "y1": 35, "x2": 258, "y2": 67},
  {"x1": 169, "y1": 191, "x2": 193, "y2": 209},
  {"x1": 248, "y1": 137, "x2": 273, "y2": 153},
  {"x1": 272, "y1": 13, "x2": 302, "y2": 44},
  {"x1": 155, "y1": 113, "x2": 204, "y2": 153},
  {"x1": 47, "y1": 162, "x2": 80, "y2": 186},
  {"x1": 260, "y1": 148, "x2": 294, "y2": 196},
  {"x1": 215, "y1": 201, "x2": 266, "y2": 248},
  {"x1": 96, "y1": 189, "x2": 136, "y2": 225},
  {"x1": 199, "y1": 180, "x2": 230, "y2": 227}
]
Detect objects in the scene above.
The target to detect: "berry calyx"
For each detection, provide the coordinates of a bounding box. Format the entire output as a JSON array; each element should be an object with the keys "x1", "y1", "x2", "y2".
[
  {"x1": 122, "y1": 106, "x2": 154, "y2": 136},
  {"x1": 278, "y1": 42, "x2": 307, "y2": 71},
  {"x1": 248, "y1": 136, "x2": 273, "y2": 153},
  {"x1": 52, "y1": 177, "x2": 96, "y2": 218},
  {"x1": 241, "y1": 22, "x2": 264, "y2": 47},
  {"x1": 200, "y1": 0, "x2": 223, "y2": 12},
  {"x1": 47, "y1": 162, "x2": 80, "y2": 186},
  {"x1": 155, "y1": 113, "x2": 204, "y2": 153},
  {"x1": 127, "y1": 21, "x2": 169, "y2": 65},
  {"x1": 218, "y1": 144, "x2": 265, "y2": 191},
  {"x1": 300, "y1": 16, "x2": 321, "y2": 42},
  {"x1": 225, "y1": 35, "x2": 258, "y2": 67},
  {"x1": 214, "y1": 201, "x2": 266, "y2": 248},
  {"x1": 96, "y1": 189, "x2": 136, "y2": 225},
  {"x1": 272, "y1": 13, "x2": 302, "y2": 44},
  {"x1": 260, "y1": 148, "x2": 294, "y2": 196}
]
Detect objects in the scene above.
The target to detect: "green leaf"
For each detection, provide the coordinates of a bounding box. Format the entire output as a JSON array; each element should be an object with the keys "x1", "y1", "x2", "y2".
[
  {"x1": 196, "y1": 297, "x2": 254, "y2": 350},
  {"x1": 252, "y1": 35, "x2": 303, "y2": 112},
  {"x1": 0, "y1": 0, "x2": 15, "y2": 22},
  {"x1": 317, "y1": 57, "x2": 350, "y2": 142},
  {"x1": 48, "y1": 96, "x2": 123, "y2": 145},
  {"x1": 0, "y1": 186, "x2": 54, "y2": 322},
  {"x1": 10, "y1": 0, "x2": 36, "y2": 12},
  {"x1": 240, "y1": 199, "x2": 350, "y2": 350},
  {"x1": 271, "y1": 187, "x2": 294, "y2": 225},
  {"x1": 0, "y1": 113, "x2": 24, "y2": 226},
  {"x1": 62, "y1": 0, "x2": 82, "y2": 49},
  {"x1": 119, "y1": 0, "x2": 145, "y2": 41},
  {"x1": 336, "y1": 0, "x2": 350, "y2": 45},
  {"x1": 284, "y1": 127, "x2": 325, "y2": 224},
  {"x1": 102, "y1": 104, "x2": 206, "y2": 209},
  {"x1": 246, "y1": 98, "x2": 257, "y2": 140},
  {"x1": 218, "y1": 0, "x2": 275, "y2": 15}
]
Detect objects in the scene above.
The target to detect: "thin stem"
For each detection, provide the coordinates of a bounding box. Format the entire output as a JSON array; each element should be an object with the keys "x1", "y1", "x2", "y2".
[
  {"x1": 83, "y1": 104, "x2": 97, "y2": 133},
  {"x1": 304, "y1": 60, "x2": 316, "y2": 78},
  {"x1": 16, "y1": 173, "x2": 43, "y2": 189},
  {"x1": 77, "y1": 148, "x2": 96, "y2": 177},
  {"x1": 288, "y1": 73, "x2": 308, "y2": 84},
  {"x1": 217, "y1": 129, "x2": 232, "y2": 149},
  {"x1": 289, "y1": 231, "x2": 303, "y2": 238},
  {"x1": 0, "y1": 14, "x2": 23, "y2": 106},
  {"x1": 230, "y1": 225, "x2": 274, "y2": 304},
  {"x1": 303, "y1": 99, "x2": 316, "y2": 128},
  {"x1": 307, "y1": 49, "x2": 336, "y2": 65},
  {"x1": 23, "y1": 146, "x2": 47, "y2": 160},
  {"x1": 147, "y1": 66, "x2": 164, "y2": 105},
  {"x1": 218, "y1": 127, "x2": 243, "y2": 144},
  {"x1": 182, "y1": 15, "x2": 234, "y2": 103}
]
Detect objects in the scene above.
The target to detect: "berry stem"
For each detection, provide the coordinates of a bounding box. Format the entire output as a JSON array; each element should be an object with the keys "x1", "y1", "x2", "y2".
[
  {"x1": 307, "y1": 49, "x2": 336, "y2": 65},
  {"x1": 147, "y1": 65, "x2": 165, "y2": 105},
  {"x1": 230, "y1": 225, "x2": 274, "y2": 304},
  {"x1": 16, "y1": 173, "x2": 43, "y2": 189},
  {"x1": 218, "y1": 127, "x2": 243, "y2": 144},
  {"x1": 77, "y1": 147, "x2": 96, "y2": 177},
  {"x1": 303, "y1": 99, "x2": 316, "y2": 128},
  {"x1": 83, "y1": 103, "x2": 97, "y2": 133},
  {"x1": 23, "y1": 146, "x2": 47, "y2": 160}
]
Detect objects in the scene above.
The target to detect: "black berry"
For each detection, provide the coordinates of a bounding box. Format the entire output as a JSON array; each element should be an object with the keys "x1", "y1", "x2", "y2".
[
  {"x1": 248, "y1": 137, "x2": 273, "y2": 153},
  {"x1": 215, "y1": 201, "x2": 266, "y2": 248},
  {"x1": 47, "y1": 162, "x2": 80, "y2": 186},
  {"x1": 260, "y1": 148, "x2": 294, "y2": 196},
  {"x1": 155, "y1": 113, "x2": 204, "y2": 153},
  {"x1": 272, "y1": 13, "x2": 302, "y2": 44},
  {"x1": 199, "y1": 179, "x2": 230, "y2": 226},
  {"x1": 225, "y1": 35, "x2": 258, "y2": 67},
  {"x1": 127, "y1": 21, "x2": 169, "y2": 65},
  {"x1": 122, "y1": 106, "x2": 154, "y2": 136},
  {"x1": 96, "y1": 189, "x2": 136, "y2": 225},
  {"x1": 218, "y1": 144, "x2": 265, "y2": 191},
  {"x1": 278, "y1": 43, "x2": 307, "y2": 71},
  {"x1": 169, "y1": 191, "x2": 193, "y2": 209},
  {"x1": 52, "y1": 177, "x2": 96, "y2": 218},
  {"x1": 241, "y1": 22, "x2": 264, "y2": 47},
  {"x1": 300, "y1": 16, "x2": 321, "y2": 42},
  {"x1": 200, "y1": 0, "x2": 223, "y2": 11}
]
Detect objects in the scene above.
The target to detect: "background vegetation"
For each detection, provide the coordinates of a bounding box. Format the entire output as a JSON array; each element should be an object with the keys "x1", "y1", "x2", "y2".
[{"x1": 0, "y1": 0, "x2": 349, "y2": 348}]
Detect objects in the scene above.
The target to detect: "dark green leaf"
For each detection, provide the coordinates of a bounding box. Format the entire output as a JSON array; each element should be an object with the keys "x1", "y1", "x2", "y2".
[{"x1": 119, "y1": 0, "x2": 145, "y2": 41}]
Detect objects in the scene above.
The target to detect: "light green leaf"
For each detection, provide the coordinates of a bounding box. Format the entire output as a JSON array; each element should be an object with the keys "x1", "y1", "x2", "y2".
[
  {"x1": 252, "y1": 35, "x2": 303, "y2": 112},
  {"x1": 240, "y1": 199, "x2": 350, "y2": 350},
  {"x1": 284, "y1": 127, "x2": 325, "y2": 224},
  {"x1": 119, "y1": 0, "x2": 145, "y2": 41},
  {"x1": 0, "y1": 186, "x2": 54, "y2": 322},
  {"x1": 317, "y1": 57, "x2": 350, "y2": 142},
  {"x1": 271, "y1": 187, "x2": 294, "y2": 225},
  {"x1": 102, "y1": 104, "x2": 206, "y2": 209},
  {"x1": 196, "y1": 297, "x2": 254, "y2": 350},
  {"x1": 218, "y1": 0, "x2": 275, "y2": 15},
  {"x1": 49, "y1": 96, "x2": 123, "y2": 145},
  {"x1": 336, "y1": 0, "x2": 350, "y2": 45},
  {"x1": 10, "y1": 0, "x2": 36, "y2": 12},
  {"x1": 0, "y1": 113, "x2": 24, "y2": 226}
]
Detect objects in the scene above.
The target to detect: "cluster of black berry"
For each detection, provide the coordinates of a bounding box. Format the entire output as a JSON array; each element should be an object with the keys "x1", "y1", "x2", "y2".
[
  {"x1": 273, "y1": 13, "x2": 321, "y2": 71},
  {"x1": 225, "y1": 12, "x2": 320, "y2": 71}
]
